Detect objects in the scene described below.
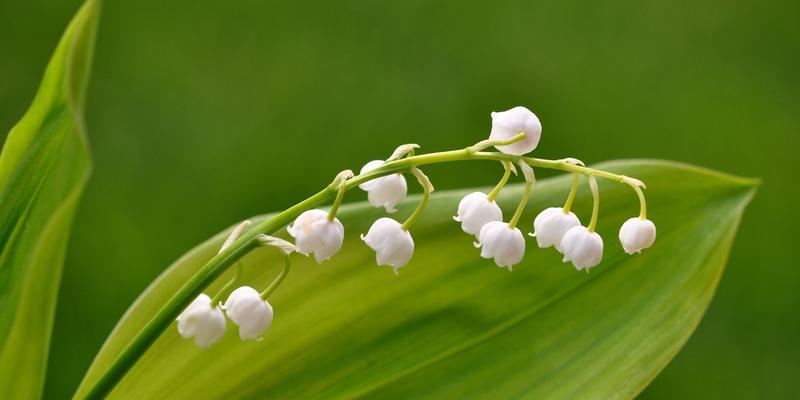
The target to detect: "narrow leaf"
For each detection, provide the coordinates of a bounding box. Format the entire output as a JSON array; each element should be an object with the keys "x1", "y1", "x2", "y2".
[
  {"x1": 77, "y1": 160, "x2": 756, "y2": 399},
  {"x1": 0, "y1": 1, "x2": 99, "y2": 398}
]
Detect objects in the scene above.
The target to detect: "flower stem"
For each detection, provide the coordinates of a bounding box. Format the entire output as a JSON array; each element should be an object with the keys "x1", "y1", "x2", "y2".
[
  {"x1": 327, "y1": 170, "x2": 353, "y2": 221},
  {"x1": 468, "y1": 131, "x2": 526, "y2": 153},
  {"x1": 562, "y1": 173, "x2": 580, "y2": 213},
  {"x1": 401, "y1": 168, "x2": 433, "y2": 231},
  {"x1": 587, "y1": 175, "x2": 600, "y2": 232},
  {"x1": 632, "y1": 184, "x2": 647, "y2": 219},
  {"x1": 260, "y1": 255, "x2": 292, "y2": 300},
  {"x1": 508, "y1": 181, "x2": 533, "y2": 229},
  {"x1": 210, "y1": 262, "x2": 242, "y2": 305},
  {"x1": 486, "y1": 161, "x2": 513, "y2": 202},
  {"x1": 80, "y1": 144, "x2": 645, "y2": 399}
]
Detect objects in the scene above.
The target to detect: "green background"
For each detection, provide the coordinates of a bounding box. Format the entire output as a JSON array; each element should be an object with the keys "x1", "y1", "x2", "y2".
[{"x1": 1, "y1": 0, "x2": 797, "y2": 398}]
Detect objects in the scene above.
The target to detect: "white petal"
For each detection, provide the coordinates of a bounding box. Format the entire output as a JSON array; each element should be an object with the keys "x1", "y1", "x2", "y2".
[
  {"x1": 561, "y1": 226, "x2": 603, "y2": 270},
  {"x1": 365, "y1": 173, "x2": 407, "y2": 213},
  {"x1": 287, "y1": 209, "x2": 344, "y2": 264},
  {"x1": 455, "y1": 192, "x2": 503, "y2": 235},
  {"x1": 224, "y1": 286, "x2": 274, "y2": 340},
  {"x1": 363, "y1": 218, "x2": 415, "y2": 270},
  {"x1": 177, "y1": 293, "x2": 226, "y2": 348},
  {"x1": 619, "y1": 218, "x2": 656, "y2": 254},
  {"x1": 533, "y1": 207, "x2": 581, "y2": 252},
  {"x1": 489, "y1": 106, "x2": 542, "y2": 155},
  {"x1": 476, "y1": 221, "x2": 525, "y2": 268}
]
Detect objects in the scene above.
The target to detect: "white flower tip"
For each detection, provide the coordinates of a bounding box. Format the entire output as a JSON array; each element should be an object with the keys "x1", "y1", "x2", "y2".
[
  {"x1": 393, "y1": 267, "x2": 400, "y2": 276},
  {"x1": 528, "y1": 232, "x2": 536, "y2": 237},
  {"x1": 560, "y1": 157, "x2": 585, "y2": 166},
  {"x1": 257, "y1": 234, "x2": 296, "y2": 255},
  {"x1": 388, "y1": 143, "x2": 420, "y2": 161},
  {"x1": 518, "y1": 161, "x2": 535, "y2": 183},
  {"x1": 622, "y1": 176, "x2": 646, "y2": 188},
  {"x1": 314, "y1": 254, "x2": 329, "y2": 265},
  {"x1": 219, "y1": 219, "x2": 253, "y2": 253},
  {"x1": 330, "y1": 169, "x2": 355, "y2": 189},
  {"x1": 384, "y1": 204, "x2": 398, "y2": 213}
]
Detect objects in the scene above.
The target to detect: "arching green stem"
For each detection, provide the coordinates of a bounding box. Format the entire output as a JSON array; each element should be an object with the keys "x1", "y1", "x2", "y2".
[
  {"x1": 327, "y1": 170, "x2": 353, "y2": 221},
  {"x1": 80, "y1": 142, "x2": 647, "y2": 400},
  {"x1": 587, "y1": 175, "x2": 600, "y2": 232},
  {"x1": 469, "y1": 131, "x2": 526, "y2": 153},
  {"x1": 486, "y1": 161, "x2": 513, "y2": 202},
  {"x1": 401, "y1": 168, "x2": 434, "y2": 231},
  {"x1": 210, "y1": 262, "x2": 242, "y2": 305},
  {"x1": 633, "y1": 184, "x2": 647, "y2": 219},
  {"x1": 563, "y1": 173, "x2": 580, "y2": 213},
  {"x1": 508, "y1": 181, "x2": 532, "y2": 229},
  {"x1": 260, "y1": 255, "x2": 292, "y2": 300}
]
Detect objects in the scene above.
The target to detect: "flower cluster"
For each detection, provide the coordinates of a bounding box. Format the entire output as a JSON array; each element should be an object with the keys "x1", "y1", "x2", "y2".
[
  {"x1": 177, "y1": 221, "x2": 290, "y2": 347},
  {"x1": 176, "y1": 105, "x2": 657, "y2": 348}
]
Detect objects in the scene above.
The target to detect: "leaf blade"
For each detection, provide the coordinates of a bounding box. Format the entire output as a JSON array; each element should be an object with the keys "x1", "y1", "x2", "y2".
[
  {"x1": 0, "y1": 1, "x2": 99, "y2": 398},
  {"x1": 77, "y1": 160, "x2": 756, "y2": 399}
]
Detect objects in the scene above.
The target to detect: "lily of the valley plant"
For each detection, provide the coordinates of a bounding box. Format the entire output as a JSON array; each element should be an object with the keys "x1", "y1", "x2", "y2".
[{"x1": 85, "y1": 106, "x2": 657, "y2": 398}]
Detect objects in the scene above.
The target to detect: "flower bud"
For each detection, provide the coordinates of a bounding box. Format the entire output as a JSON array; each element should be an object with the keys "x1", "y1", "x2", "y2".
[
  {"x1": 177, "y1": 293, "x2": 226, "y2": 348},
  {"x1": 475, "y1": 221, "x2": 526, "y2": 269},
  {"x1": 453, "y1": 192, "x2": 503, "y2": 235},
  {"x1": 361, "y1": 217, "x2": 415, "y2": 273},
  {"x1": 224, "y1": 286, "x2": 274, "y2": 340},
  {"x1": 358, "y1": 160, "x2": 408, "y2": 213},
  {"x1": 561, "y1": 226, "x2": 604, "y2": 270},
  {"x1": 490, "y1": 106, "x2": 542, "y2": 155},
  {"x1": 532, "y1": 207, "x2": 581, "y2": 252},
  {"x1": 287, "y1": 209, "x2": 344, "y2": 264},
  {"x1": 619, "y1": 217, "x2": 656, "y2": 254}
]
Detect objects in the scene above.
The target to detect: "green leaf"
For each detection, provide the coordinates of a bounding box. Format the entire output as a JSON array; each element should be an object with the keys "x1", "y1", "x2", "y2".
[
  {"x1": 76, "y1": 160, "x2": 756, "y2": 399},
  {"x1": 0, "y1": 1, "x2": 99, "y2": 398}
]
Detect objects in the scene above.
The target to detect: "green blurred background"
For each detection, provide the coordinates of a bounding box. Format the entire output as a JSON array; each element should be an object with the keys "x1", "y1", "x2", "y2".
[{"x1": 1, "y1": 0, "x2": 797, "y2": 398}]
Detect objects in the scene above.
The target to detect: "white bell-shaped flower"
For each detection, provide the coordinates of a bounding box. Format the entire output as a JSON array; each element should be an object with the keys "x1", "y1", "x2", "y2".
[
  {"x1": 361, "y1": 217, "x2": 414, "y2": 273},
  {"x1": 532, "y1": 207, "x2": 581, "y2": 252},
  {"x1": 619, "y1": 217, "x2": 656, "y2": 254},
  {"x1": 224, "y1": 286, "x2": 274, "y2": 340},
  {"x1": 358, "y1": 160, "x2": 407, "y2": 213},
  {"x1": 176, "y1": 293, "x2": 226, "y2": 348},
  {"x1": 561, "y1": 226, "x2": 604, "y2": 270},
  {"x1": 454, "y1": 192, "x2": 503, "y2": 235},
  {"x1": 287, "y1": 209, "x2": 344, "y2": 264},
  {"x1": 475, "y1": 221, "x2": 526, "y2": 270},
  {"x1": 490, "y1": 106, "x2": 542, "y2": 156}
]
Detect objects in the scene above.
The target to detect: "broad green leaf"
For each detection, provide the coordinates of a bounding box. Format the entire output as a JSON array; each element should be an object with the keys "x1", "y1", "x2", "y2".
[
  {"x1": 76, "y1": 160, "x2": 756, "y2": 399},
  {"x1": 0, "y1": 1, "x2": 99, "y2": 398}
]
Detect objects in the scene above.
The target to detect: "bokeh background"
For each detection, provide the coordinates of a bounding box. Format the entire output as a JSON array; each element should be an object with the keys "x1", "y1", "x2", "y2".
[{"x1": 1, "y1": 0, "x2": 797, "y2": 398}]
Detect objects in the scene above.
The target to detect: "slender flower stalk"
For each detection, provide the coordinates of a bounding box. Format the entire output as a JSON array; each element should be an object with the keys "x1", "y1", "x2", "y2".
[
  {"x1": 633, "y1": 184, "x2": 647, "y2": 219},
  {"x1": 508, "y1": 162, "x2": 534, "y2": 229},
  {"x1": 587, "y1": 175, "x2": 600, "y2": 233},
  {"x1": 260, "y1": 255, "x2": 292, "y2": 299},
  {"x1": 563, "y1": 173, "x2": 580, "y2": 213},
  {"x1": 210, "y1": 262, "x2": 243, "y2": 305},
  {"x1": 401, "y1": 167, "x2": 434, "y2": 231},
  {"x1": 486, "y1": 161, "x2": 514, "y2": 202},
  {"x1": 327, "y1": 170, "x2": 354, "y2": 221},
  {"x1": 82, "y1": 135, "x2": 651, "y2": 400}
]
